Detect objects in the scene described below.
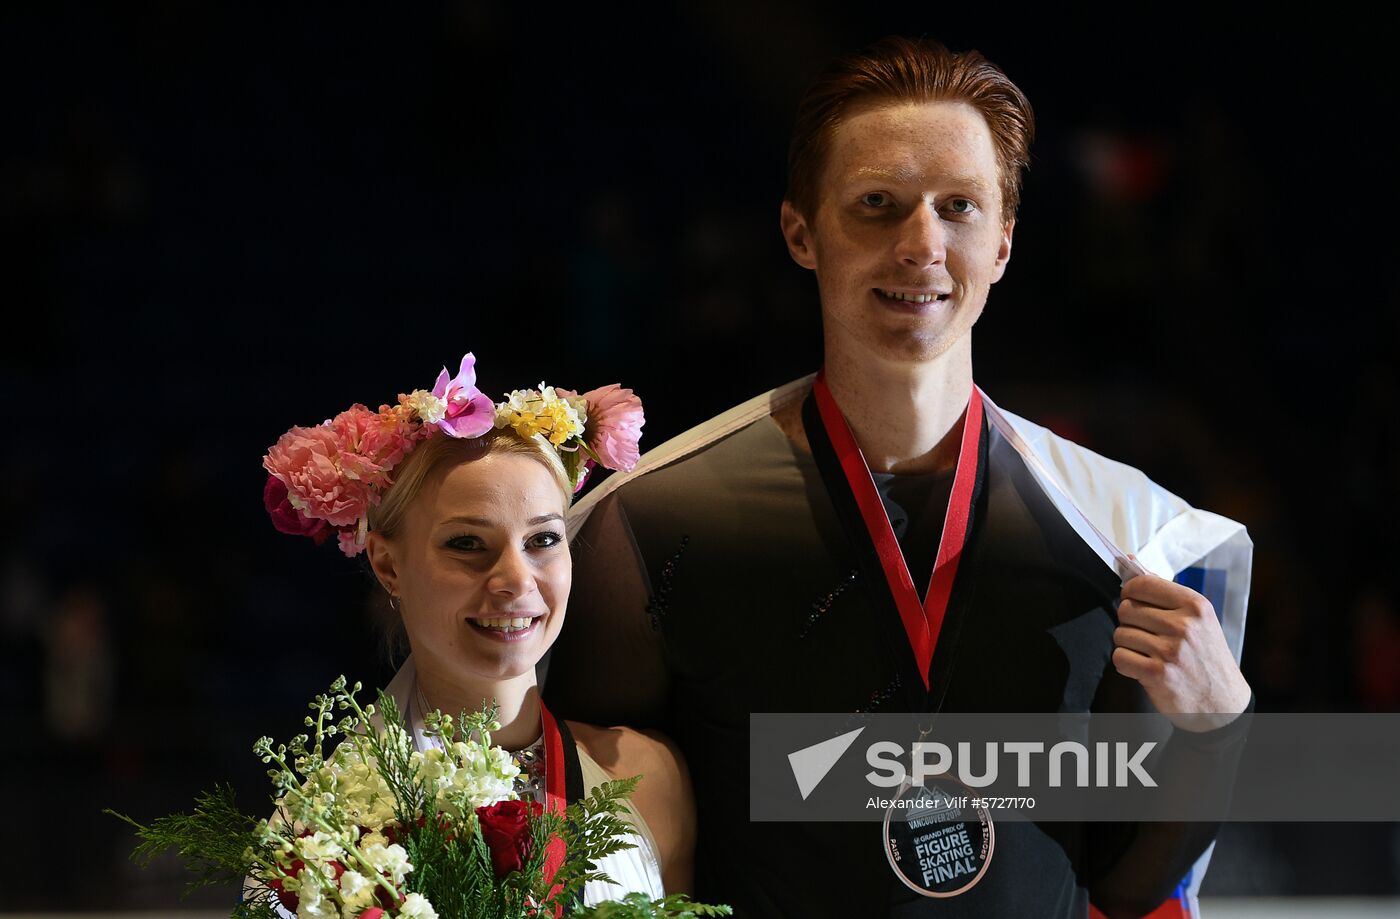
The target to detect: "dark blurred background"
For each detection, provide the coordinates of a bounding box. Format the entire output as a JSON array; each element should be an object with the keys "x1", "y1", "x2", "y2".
[{"x1": 2, "y1": 2, "x2": 1397, "y2": 910}]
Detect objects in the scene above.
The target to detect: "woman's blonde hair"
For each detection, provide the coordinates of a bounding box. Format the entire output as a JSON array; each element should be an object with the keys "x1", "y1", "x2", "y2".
[{"x1": 368, "y1": 428, "x2": 572, "y2": 539}]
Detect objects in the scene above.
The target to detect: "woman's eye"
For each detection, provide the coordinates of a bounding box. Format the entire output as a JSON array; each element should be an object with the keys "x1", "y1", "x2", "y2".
[
  {"x1": 446, "y1": 534, "x2": 483, "y2": 552},
  {"x1": 860, "y1": 192, "x2": 889, "y2": 207},
  {"x1": 528, "y1": 531, "x2": 563, "y2": 550}
]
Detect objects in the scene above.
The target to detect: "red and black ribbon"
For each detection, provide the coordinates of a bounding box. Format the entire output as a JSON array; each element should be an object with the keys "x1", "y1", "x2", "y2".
[
  {"x1": 804, "y1": 370, "x2": 987, "y2": 696},
  {"x1": 539, "y1": 702, "x2": 583, "y2": 911}
]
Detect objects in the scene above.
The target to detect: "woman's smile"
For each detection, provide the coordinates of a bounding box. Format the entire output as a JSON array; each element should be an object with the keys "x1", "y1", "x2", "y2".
[{"x1": 465, "y1": 612, "x2": 547, "y2": 641}]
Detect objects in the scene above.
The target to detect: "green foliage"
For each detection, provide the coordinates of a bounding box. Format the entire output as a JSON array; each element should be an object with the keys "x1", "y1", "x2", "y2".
[
  {"x1": 570, "y1": 892, "x2": 734, "y2": 918},
  {"x1": 398, "y1": 812, "x2": 499, "y2": 919},
  {"x1": 365, "y1": 689, "x2": 429, "y2": 828},
  {"x1": 104, "y1": 784, "x2": 269, "y2": 898},
  {"x1": 552, "y1": 777, "x2": 642, "y2": 904},
  {"x1": 560, "y1": 446, "x2": 586, "y2": 489}
]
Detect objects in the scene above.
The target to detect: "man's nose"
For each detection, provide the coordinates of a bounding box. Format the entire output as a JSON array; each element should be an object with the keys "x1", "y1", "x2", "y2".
[
  {"x1": 487, "y1": 545, "x2": 534, "y2": 598},
  {"x1": 894, "y1": 203, "x2": 946, "y2": 268}
]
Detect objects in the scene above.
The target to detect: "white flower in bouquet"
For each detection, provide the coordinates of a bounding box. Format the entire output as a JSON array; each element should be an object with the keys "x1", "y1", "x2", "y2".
[
  {"x1": 295, "y1": 830, "x2": 345, "y2": 865},
  {"x1": 325, "y1": 749, "x2": 398, "y2": 829},
  {"x1": 358, "y1": 828, "x2": 389, "y2": 850},
  {"x1": 290, "y1": 878, "x2": 337, "y2": 919},
  {"x1": 415, "y1": 745, "x2": 456, "y2": 786},
  {"x1": 336, "y1": 869, "x2": 377, "y2": 912},
  {"x1": 404, "y1": 713, "x2": 524, "y2": 823},
  {"x1": 108, "y1": 676, "x2": 731, "y2": 919},
  {"x1": 360, "y1": 841, "x2": 413, "y2": 888},
  {"x1": 399, "y1": 892, "x2": 439, "y2": 919},
  {"x1": 431, "y1": 740, "x2": 520, "y2": 820}
]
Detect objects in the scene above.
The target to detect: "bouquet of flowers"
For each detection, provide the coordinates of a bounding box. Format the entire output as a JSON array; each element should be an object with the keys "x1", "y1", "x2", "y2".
[{"x1": 108, "y1": 677, "x2": 728, "y2": 919}]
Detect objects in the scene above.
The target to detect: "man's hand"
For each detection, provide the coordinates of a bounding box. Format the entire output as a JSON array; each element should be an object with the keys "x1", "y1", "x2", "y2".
[{"x1": 1112, "y1": 574, "x2": 1252, "y2": 732}]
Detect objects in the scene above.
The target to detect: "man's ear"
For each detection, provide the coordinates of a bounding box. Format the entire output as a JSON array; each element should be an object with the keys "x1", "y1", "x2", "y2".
[
  {"x1": 991, "y1": 218, "x2": 1015, "y2": 283},
  {"x1": 365, "y1": 531, "x2": 399, "y2": 598},
  {"x1": 780, "y1": 200, "x2": 818, "y2": 270}
]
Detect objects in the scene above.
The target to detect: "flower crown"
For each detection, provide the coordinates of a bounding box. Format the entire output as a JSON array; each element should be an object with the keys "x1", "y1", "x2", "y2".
[{"x1": 262, "y1": 353, "x2": 644, "y2": 557}]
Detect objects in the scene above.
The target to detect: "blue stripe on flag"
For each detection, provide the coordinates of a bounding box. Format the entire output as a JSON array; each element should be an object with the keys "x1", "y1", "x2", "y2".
[
  {"x1": 1174, "y1": 567, "x2": 1226, "y2": 622},
  {"x1": 1175, "y1": 864, "x2": 1193, "y2": 898}
]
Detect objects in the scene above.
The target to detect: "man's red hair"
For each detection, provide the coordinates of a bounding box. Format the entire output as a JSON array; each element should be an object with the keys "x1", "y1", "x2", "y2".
[{"x1": 786, "y1": 36, "x2": 1035, "y2": 225}]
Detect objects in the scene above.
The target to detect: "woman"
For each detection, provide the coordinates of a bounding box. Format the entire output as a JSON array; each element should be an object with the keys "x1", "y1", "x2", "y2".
[{"x1": 262, "y1": 354, "x2": 693, "y2": 904}]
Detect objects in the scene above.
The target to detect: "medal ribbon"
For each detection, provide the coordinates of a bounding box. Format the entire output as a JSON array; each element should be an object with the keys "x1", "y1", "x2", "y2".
[
  {"x1": 811, "y1": 370, "x2": 984, "y2": 691},
  {"x1": 539, "y1": 700, "x2": 568, "y2": 895}
]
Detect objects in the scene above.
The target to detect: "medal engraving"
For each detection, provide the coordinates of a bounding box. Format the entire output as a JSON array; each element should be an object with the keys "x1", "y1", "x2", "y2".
[{"x1": 883, "y1": 778, "x2": 993, "y2": 897}]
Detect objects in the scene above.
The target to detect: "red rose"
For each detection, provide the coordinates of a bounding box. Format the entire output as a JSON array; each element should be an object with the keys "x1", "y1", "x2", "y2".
[
  {"x1": 264, "y1": 474, "x2": 331, "y2": 544},
  {"x1": 476, "y1": 799, "x2": 541, "y2": 877}
]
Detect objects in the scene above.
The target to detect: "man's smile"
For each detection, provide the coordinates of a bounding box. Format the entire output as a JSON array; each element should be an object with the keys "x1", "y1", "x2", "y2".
[{"x1": 875, "y1": 287, "x2": 952, "y2": 307}]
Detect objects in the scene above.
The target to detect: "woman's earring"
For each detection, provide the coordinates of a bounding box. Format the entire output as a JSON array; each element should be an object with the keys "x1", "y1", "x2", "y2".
[{"x1": 388, "y1": 593, "x2": 400, "y2": 612}]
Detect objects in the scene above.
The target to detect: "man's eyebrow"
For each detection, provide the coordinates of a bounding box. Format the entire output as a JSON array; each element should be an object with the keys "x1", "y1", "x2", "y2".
[{"x1": 941, "y1": 174, "x2": 996, "y2": 194}]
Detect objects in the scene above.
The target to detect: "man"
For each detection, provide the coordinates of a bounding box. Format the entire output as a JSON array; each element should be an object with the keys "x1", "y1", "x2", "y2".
[{"x1": 547, "y1": 37, "x2": 1252, "y2": 918}]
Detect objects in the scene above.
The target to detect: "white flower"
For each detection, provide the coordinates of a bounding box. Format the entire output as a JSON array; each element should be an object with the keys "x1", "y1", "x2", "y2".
[
  {"x1": 313, "y1": 747, "x2": 398, "y2": 831},
  {"x1": 404, "y1": 389, "x2": 448, "y2": 424},
  {"x1": 338, "y1": 869, "x2": 371, "y2": 897},
  {"x1": 296, "y1": 830, "x2": 345, "y2": 865},
  {"x1": 337, "y1": 869, "x2": 377, "y2": 913},
  {"x1": 418, "y1": 747, "x2": 456, "y2": 786},
  {"x1": 501, "y1": 388, "x2": 536, "y2": 412},
  {"x1": 399, "y1": 892, "x2": 439, "y2": 919},
  {"x1": 565, "y1": 393, "x2": 589, "y2": 427},
  {"x1": 293, "y1": 881, "x2": 340, "y2": 919},
  {"x1": 360, "y1": 842, "x2": 412, "y2": 887},
  {"x1": 299, "y1": 901, "x2": 341, "y2": 919},
  {"x1": 427, "y1": 737, "x2": 519, "y2": 818}
]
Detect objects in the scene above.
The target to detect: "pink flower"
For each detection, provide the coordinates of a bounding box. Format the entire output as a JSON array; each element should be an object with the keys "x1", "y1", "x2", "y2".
[
  {"x1": 263, "y1": 475, "x2": 331, "y2": 545},
  {"x1": 336, "y1": 527, "x2": 365, "y2": 557},
  {"x1": 326, "y1": 404, "x2": 415, "y2": 491},
  {"x1": 575, "y1": 384, "x2": 645, "y2": 472},
  {"x1": 431, "y1": 353, "x2": 495, "y2": 438},
  {"x1": 263, "y1": 424, "x2": 372, "y2": 528}
]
